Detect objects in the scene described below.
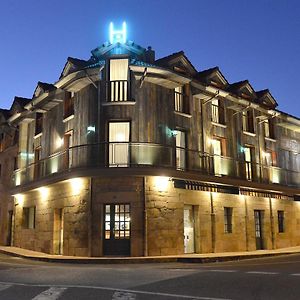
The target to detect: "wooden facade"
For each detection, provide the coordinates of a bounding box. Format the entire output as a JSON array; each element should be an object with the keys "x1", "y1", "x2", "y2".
[{"x1": 0, "y1": 39, "x2": 300, "y2": 256}]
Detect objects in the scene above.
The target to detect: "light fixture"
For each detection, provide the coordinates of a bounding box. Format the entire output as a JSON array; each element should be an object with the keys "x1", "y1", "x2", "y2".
[
  {"x1": 87, "y1": 126, "x2": 96, "y2": 133},
  {"x1": 69, "y1": 178, "x2": 84, "y2": 195},
  {"x1": 109, "y1": 22, "x2": 127, "y2": 44},
  {"x1": 14, "y1": 194, "x2": 24, "y2": 206},
  {"x1": 154, "y1": 176, "x2": 170, "y2": 192},
  {"x1": 38, "y1": 187, "x2": 49, "y2": 199}
]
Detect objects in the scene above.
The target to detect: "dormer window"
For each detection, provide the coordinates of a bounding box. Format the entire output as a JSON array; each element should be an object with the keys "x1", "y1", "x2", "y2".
[
  {"x1": 174, "y1": 85, "x2": 189, "y2": 114},
  {"x1": 64, "y1": 92, "x2": 75, "y2": 120},
  {"x1": 35, "y1": 113, "x2": 43, "y2": 136},
  {"x1": 242, "y1": 110, "x2": 254, "y2": 133},
  {"x1": 211, "y1": 99, "x2": 225, "y2": 125},
  {"x1": 109, "y1": 58, "x2": 129, "y2": 101}
]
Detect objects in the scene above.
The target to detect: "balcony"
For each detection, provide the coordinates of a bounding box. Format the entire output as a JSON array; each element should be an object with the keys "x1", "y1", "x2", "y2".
[
  {"x1": 106, "y1": 80, "x2": 130, "y2": 102},
  {"x1": 12, "y1": 142, "x2": 300, "y2": 189}
]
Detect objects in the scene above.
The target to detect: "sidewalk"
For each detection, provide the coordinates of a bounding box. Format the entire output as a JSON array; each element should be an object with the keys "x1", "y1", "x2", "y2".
[{"x1": 0, "y1": 246, "x2": 300, "y2": 264}]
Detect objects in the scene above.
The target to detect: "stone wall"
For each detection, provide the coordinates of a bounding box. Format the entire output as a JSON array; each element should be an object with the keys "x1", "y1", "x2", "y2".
[
  {"x1": 145, "y1": 176, "x2": 300, "y2": 255},
  {"x1": 13, "y1": 178, "x2": 90, "y2": 256}
]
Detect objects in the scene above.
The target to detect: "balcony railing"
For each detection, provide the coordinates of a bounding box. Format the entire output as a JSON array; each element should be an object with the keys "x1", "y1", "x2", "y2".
[
  {"x1": 106, "y1": 80, "x2": 129, "y2": 102},
  {"x1": 174, "y1": 92, "x2": 189, "y2": 114},
  {"x1": 12, "y1": 142, "x2": 300, "y2": 189}
]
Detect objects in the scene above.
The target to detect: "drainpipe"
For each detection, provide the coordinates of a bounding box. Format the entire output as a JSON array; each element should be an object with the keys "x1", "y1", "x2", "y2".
[
  {"x1": 269, "y1": 197, "x2": 275, "y2": 249},
  {"x1": 143, "y1": 177, "x2": 148, "y2": 256},
  {"x1": 210, "y1": 192, "x2": 216, "y2": 253},
  {"x1": 88, "y1": 177, "x2": 93, "y2": 257},
  {"x1": 244, "y1": 195, "x2": 249, "y2": 251}
]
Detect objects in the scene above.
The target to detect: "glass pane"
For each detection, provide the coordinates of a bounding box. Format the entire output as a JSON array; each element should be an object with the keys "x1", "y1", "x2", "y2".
[
  {"x1": 105, "y1": 205, "x2": 110, "y2": 213},
  {"x1": 105, "y1": 231, "x2": 110, "y2": 239},
  {"x1": 105, "y1": 213, "x2": 110, "y2": 222},
  {"x1": 105, "y1": 222, "x2": 110, "y2": 230},
  {"x1": 125, "y1": 205, "x2": 130, "y2": 212}
]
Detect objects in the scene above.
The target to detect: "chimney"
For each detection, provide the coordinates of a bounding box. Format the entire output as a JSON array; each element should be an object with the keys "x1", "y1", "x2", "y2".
[{"x1": 145, "y1": 46, "x2": 155, "y2": 64}]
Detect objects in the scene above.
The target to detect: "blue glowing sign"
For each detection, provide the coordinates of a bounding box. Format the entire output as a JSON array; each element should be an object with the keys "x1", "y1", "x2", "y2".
[{"x1": 109, "y1": 22, "x2": 127, "y2": 44}]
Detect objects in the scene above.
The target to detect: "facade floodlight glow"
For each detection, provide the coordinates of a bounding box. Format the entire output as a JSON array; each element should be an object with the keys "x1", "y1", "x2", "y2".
[{"x1": 109, "y1": 21, "x2": 127, "y2": 44}]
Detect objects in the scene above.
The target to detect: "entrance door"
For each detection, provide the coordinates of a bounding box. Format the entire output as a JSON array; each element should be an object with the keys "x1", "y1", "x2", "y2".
[
  {"x1": 184, "y1": 205, "x2": 195, "y2": 254},
  {"x1": 104, "y1": 204, "x2": 131, "y2": 256},
  {"x1": 254, "y1": 210, "x2": 264, "y2": 250},
  {"x1": 53, "y1": 208, "x2": 64, "y2": 255},
  {"x1": 109, "y1": 122, "x2": 130, "y2": 167},
  {"x1": 7, "y1": 211, "x2": 14, "y2": 246}
]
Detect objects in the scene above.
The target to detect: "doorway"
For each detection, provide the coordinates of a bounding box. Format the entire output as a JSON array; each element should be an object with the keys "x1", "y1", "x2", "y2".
[
  {"x1": 53, "y1": 208, "x2": 64, "y2": 255},
  {"x1": 184, "y1": 205, "x2": 195, "y2": 254},
  {"x1": 7, "y1": 211, "x2": 14, "y2": 246},
  {"x1": 104, "y1": 204, "x2": 131, "y2": 256},
  {"x1": 254, "y1": 210, "x2": 264, "y2": 250}
]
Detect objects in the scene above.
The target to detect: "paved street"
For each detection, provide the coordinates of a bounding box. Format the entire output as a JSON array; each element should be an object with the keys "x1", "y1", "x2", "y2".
[{"x1": 0, "y1": 253, "x2": 300, "y2": 299}]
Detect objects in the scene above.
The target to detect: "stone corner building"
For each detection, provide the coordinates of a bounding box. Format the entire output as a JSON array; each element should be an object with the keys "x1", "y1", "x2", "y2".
[{"x1": 0, "y1": 31, "x2": 300, "y2": 257}]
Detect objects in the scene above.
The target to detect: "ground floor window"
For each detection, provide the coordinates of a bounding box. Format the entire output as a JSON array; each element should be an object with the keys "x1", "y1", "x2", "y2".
[
  {"x1": 23, "y1": 207, "x2": 36, "y2": 229},
  {"x1": 224, "y1": 207, "x2": 233, "y2": 233},
  {"x1": 278, "y1": 211, "x2": 284, "y2": 233}
]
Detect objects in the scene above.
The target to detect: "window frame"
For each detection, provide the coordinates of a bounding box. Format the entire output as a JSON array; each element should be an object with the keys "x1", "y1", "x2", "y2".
[
  {"x1": 278, "y1": 210, "x2": 284, "y2": 233},
  {"x1": 224, "y1": 207, "x2": 233, "y2": 234},
  {"x1": 23, "y1": 206, "x2": 36, "y2": 229}
]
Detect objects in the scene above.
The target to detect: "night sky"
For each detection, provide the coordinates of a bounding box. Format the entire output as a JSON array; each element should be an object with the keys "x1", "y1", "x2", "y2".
[{"x1": 0, "y1": 0, "x2": 299, "y2": 117}]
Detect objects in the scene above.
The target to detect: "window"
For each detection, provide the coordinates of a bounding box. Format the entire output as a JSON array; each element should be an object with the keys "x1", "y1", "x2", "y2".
[
  {"x1": 64, "y1": 92, "x2": 74, "y2": 119},
  {"x1": 174, "y1": 86, "x2": 183, "y2": 112},
  {"x1": 211, "y1": 99, "x2": 225, "y2": 124},
  {"x1": 264, "y1": 119, "x2": 275, "y2": 139},
  {"x1": 278, "y1": 211, "x2": 284, "y2": 233},
  {"x1": 109, "y1": 59, "x2": 129, "y2": 101},
  {"x1": 224, "y1": 207, "x2": 233, "y2": 233},
  {"x1": 23, "y1": 207, "x2": 36, "y2": 229},
  {"x1": 176, "y1": 130, "x2": 186, "y2": 170},
  {"x1": 174, "y1": 85, "x2": 189, "y2": 114},
  {"x1": 109, "y1": 122, "x2": 130, "y2": 166},
  {"x1": 242, "y1": 110, "x2": 254, "y2": 133},
  {"x1": 13, "y1": 156, "x2": 18, "y2": 170},
  {"x1": 264, "y1": 149, "x2": 277, "y2": 167},
  {"x1": 35, "y1": 113, "x2": 43, "y2": 136},
  {"x1": 0, "y1": 133, "x2": 4, "y2": 151},
  {"x1": 244, "y1": 146, "x2": 254, "y2": 180}
]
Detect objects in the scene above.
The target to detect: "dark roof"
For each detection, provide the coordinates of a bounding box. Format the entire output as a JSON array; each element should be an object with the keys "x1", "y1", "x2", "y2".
[
  {"x1": 14, "y1": 96, "x2": 31, "y2": 107},
  {"x1": 155, "y1": 51, "x2": 185, "y2": 65},
  {"x1": 226, "y1": 80, "x2": 250, "y2": 93},
  {"x1": 0, "y1": 108, "x2": 11, "y2": 119},
  {"x1": 37, "y1": 82, "x2": 56, "y2": 92},
  {"x1": 196, "y1": 67, "x2": 219, "y2": 78},
  {"x1": 155, "y1": 51, "x2": 197, "y2": 74},
  {"x1": 68, "y1": 57, "x2": 90, "y2": 68},
  {"x1": 256, "y1": 89, "x2": 270, "y2": 98}
]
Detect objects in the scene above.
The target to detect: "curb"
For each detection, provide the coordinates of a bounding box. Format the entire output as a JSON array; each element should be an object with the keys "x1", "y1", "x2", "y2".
[{"x1": 0, "y1": 248, "x2": 299, "y2": 264}]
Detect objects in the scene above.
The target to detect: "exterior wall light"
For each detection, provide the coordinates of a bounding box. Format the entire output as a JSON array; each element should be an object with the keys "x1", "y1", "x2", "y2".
[
  {"x1": 14, "y1": 194, "x2": 24, "y2": 206},
  {"x1": 87, "y1": 126, "x2": 96, "y2": 133},
  {"x1": 154, "y1": 176, "x2": 170, "y2": 192},
  {"x1": 38, "y1": 187, "x2": 49, "y2": 199},
  {"x1": 69, "y1": 178, "x2": 84, "y2": 195}
]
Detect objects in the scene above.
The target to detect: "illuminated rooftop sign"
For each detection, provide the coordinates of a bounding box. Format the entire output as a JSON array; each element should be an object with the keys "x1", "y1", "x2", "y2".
[{"x1": 109, "y1": 22, "x2": 127, "y2": 44}]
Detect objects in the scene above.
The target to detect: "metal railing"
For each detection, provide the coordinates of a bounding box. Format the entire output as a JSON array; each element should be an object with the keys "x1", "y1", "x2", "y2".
[
  {"x1": 12, "y1": 142, "x2": 300, "y2": 188},
  {"x1": 107, "y1": 80, "x2": 129, "y2": 102}
]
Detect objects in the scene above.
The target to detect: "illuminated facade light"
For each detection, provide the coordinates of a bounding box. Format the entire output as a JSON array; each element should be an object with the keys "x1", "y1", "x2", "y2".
[
  {"x1": 14, "y1": 194, "x2": 24, "y2": 206},
  {"x1": 87, "y1": 126, "x2": 96, "y2": 133},
  {"x1": 38, "y1": 187, "x2": 49, "y2": 199},
  {"x1": 154, "y1": 176, "x2": 170, "y2": 192},
  {"x1": 69, "y1": 178, "x2": 84, "y2": 195},
  {"x1": 109, "y1": 22, "x2": 127, "y2": 44}
]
